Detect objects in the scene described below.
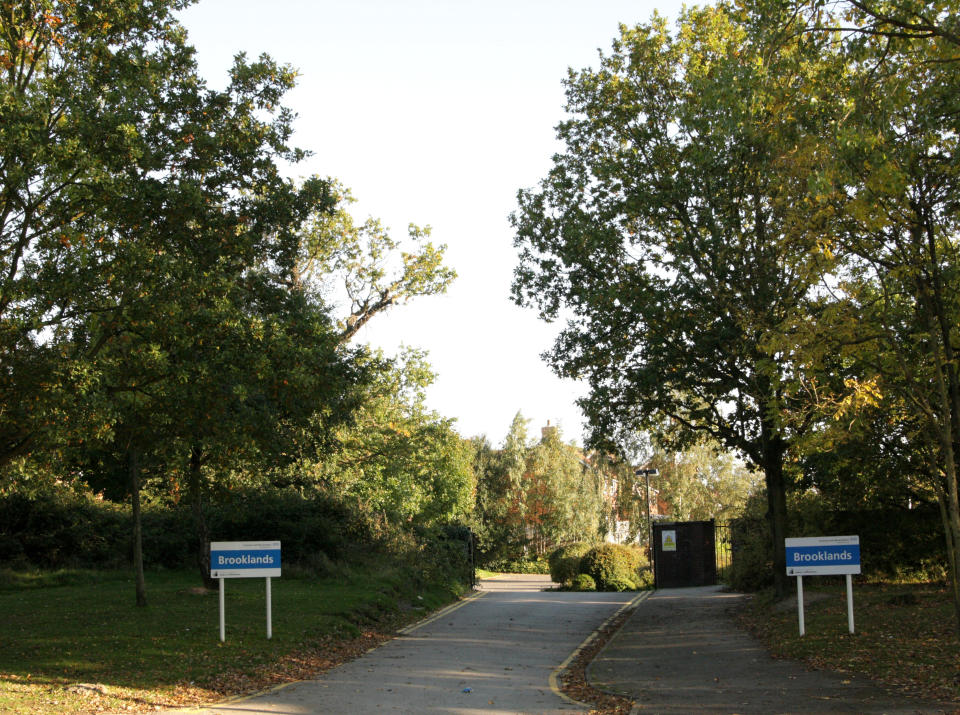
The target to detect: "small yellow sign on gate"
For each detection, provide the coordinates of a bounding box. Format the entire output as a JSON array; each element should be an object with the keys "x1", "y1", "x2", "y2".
[{"x1": 662, "y1": 530, "x2": 677, "y2": 552}]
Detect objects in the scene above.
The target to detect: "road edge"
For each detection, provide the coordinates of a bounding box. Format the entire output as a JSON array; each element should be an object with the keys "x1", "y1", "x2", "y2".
[
  {"x1": 169, "y1": 588, "x2": 488, "y2": 713},
  {"x1": 549, "y1": 590, "x2": 653, "y2": 709}
]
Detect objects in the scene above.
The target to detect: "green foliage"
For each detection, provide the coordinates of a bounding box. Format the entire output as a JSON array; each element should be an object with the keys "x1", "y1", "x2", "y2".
[
  {"x1": 0, "y1": 491, "x2": 128, "y2": 569},
  {"x1": 471, "y1": 414, "x2": 530, "y2": 564},
  {"x1": 728, "y1": 495, "x2": 775, "y2": 592},
  {"x1": 791, "y1": 0, "x2": 960, "y2": 629},
  {"x1": 0, "y1": 0, "x2": 338, "y2": 469},
  {"x1": 472, "y1": 414, "x2": 607, "y2": 564},
  {"x1": 293, "y1": 180, "x2": 456, "y2": 342},
  {"x1": 728, "y1": 492, "x2": 948, "y2": 592},
  {"x1": 634, "y1": 568, "x2": 654, "y2": 590},
  {"x1": 548, "y1": 541, "x2": 595, "y2": 585},
  {"x1": 0, "y1": 488, "x2": 479, "y2": 591},
  {"x1": 486, "y1": 557, "x2": 550, "y2": 574},
  {"x1": 604, "y1": 577, "x2": 635, "y2": 592},
  {"x1": 571, "y1": 573, "x2": 597, "y2": 591},
  {"x1": 580, "y1": 543, "x2": 644, "y2": 591},
  {"x1": 293, "y1": 349, "x2": 475, "y2": 528},
  {"x1": 510, "y1": 2, "x2": 844, "y2": 597},
  {"x1": 648, "y1": 441, "x2": 762, "y2": 523}
]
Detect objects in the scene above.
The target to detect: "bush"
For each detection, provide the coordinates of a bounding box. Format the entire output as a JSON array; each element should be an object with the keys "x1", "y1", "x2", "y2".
[
  {"x1": 571, "y1": 573, "x2": 596, "y2": 591},
  {"x1": 728, "y1": 502, "x2": 773, "y2": 592},
  {"x1": 548, "y1": 542, "x2": 594, "y2": 585},
  {"x1": 604, "y1": 577, "x2": 635, "y2": 592},
  {"x1": 727, "y1": 491, "x2": 947, "y2": 592},
  {"x1": 0, "y1": 492, "x2": 128, "y2": 569},
  {"x1": 580, "y1": 543, "x2": 644, "y2": 591},
  {"x1": 634, "y1": 567, "x2": 655, "y2": 590},
  {"x1": 0, "y1": 488, "x2": 472, "y2": 589},
  {"x1": 485, "y1": 557, "x2": 550, "y2": 574}
]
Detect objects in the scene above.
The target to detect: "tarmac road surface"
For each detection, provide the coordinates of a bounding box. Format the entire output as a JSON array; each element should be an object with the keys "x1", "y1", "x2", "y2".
[{"x1": 181, "y1": 574, "x2": 635, "y2": 714}]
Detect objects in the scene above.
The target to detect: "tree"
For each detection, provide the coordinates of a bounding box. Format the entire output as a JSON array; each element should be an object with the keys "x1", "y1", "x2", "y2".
[
  {"x1": 472, "y1": 414, "x2": 606, "y2": 561},
  {"x1": 290, "y1": 349, "x2": 475, "y2": 528},
  {"x1": 511, "y1": 3, "x2": 839, "y2": 596},
  {"x1": 793, "y1": 0, "x2": 960, "y2": 632},
  {"x1": 0, "y1": 0, "x2": 359, "y2": 601},
  {"x1": 648, "y1": 441, "x2": 761, "y2": 523},
  {"x1": 471, "y1": 412, "x2": 531, "y2": 563},
  {"x1": 521, "y1": 425, "x2": 605, "y2": 555},
  {"x1": 291, "y1": 181, "x2": 456, "y2": 343},
  {"x1": 0, "y1": 1, "x2": 333, "y2": 466}
]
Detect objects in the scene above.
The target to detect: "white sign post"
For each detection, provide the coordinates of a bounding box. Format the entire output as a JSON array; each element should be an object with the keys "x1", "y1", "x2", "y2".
[
  {"x1": 210, "y1": 541, "x2": 281, "y2": 642},
  {"x1": 785, "y1": 535, "x2": 860, "y2": 636}
]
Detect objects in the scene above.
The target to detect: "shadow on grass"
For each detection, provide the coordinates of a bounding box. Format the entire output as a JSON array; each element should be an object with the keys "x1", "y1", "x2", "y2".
[{"x1": 0, "y1": 567, "x2": 461, "y2": 713}]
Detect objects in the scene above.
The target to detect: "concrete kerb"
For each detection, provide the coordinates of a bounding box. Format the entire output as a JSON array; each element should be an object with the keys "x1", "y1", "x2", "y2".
[{"x1": 549, "y1": 589, "x2": 654, "y2": 707}]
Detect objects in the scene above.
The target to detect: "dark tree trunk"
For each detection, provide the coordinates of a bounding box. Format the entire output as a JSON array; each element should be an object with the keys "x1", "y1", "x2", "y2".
[
  {"x1": 129, "y1": 447, "x2": 147, "y2": 607},
  {"x1": 761, "y1": 423, "x2": 789, "y2": 599},
  {"x1": 189, "y1": 444, "x2": 217, "y2": 590}
]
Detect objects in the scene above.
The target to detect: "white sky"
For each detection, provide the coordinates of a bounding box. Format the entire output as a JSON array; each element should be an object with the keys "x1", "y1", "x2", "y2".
[{"x1": 178, "y1": 0, "x2": 685, "y2": 446}]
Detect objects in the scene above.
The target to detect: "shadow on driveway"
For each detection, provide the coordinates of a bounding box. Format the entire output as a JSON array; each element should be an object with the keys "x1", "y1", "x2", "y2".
[{"x1": 588, "y1": 585, "x2": 956, "y2": 715}]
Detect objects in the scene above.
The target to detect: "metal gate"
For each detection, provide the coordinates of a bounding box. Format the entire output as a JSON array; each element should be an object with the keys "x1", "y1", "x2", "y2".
[{"x1": 652, "y1": 520, "x2": 718, "y2": 588}]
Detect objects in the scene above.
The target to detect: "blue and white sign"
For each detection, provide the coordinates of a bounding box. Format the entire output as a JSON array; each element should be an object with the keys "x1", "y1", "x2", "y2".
[
  {"x1": 210, "y1": 541, "x2": 281, "y2": 579},
  {"x1": 785, "y1": 535, "x2": 860, "y2": 576}
]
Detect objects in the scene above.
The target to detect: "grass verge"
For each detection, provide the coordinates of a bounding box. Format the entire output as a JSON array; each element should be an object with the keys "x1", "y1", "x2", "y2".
[
  {"x1": 0, "y1": 562, "x2": 465, "y2": 714},
  {"x1": 738, "y1": 580, "x2": 960, "y2": 704}
]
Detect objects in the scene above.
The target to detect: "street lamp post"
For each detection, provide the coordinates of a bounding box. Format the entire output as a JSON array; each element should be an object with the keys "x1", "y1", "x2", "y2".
[{"x1": 634, "y1": 467, "x2": 659, "y2": 563}]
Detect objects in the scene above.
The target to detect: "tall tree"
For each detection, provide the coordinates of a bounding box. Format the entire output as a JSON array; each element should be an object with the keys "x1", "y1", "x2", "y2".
[
  {"x1": 796, "y1": 0, "x2": 960, "y2": 632},
  {"x1": 471, "y1": 412, "x2": 531, "y2": 562},
  {"x1": 472, "y1": 414, "x2": 607, "y2": 561},
  {"x1": 2, "y1": 0, "x2": 355, "y2": 600},
  {"x1": 0, "y1": 1, "x2": 331, "y2": 466},
  {"x1": 511, "y1": 3, "x2": 840, "y2": 596},
  {"x1": 521, "y1": 425, "x2": 605, "y2": 555}
]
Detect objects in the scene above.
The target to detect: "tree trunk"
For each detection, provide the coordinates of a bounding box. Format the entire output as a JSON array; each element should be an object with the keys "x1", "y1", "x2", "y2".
[
  {"x1": 189, "y1": 444, "x2": 217, "y2": 590},
  {"x1": 935, "y1": 489, "x2": 960, "y2": 639},
  {"x1": 914, "y1": 254, "x2": 960, "y2": 638},
  {"x1": 129, "y1": 447, "x2": 147, "y2": 607},
  {"x1": 761, "y1": 424, "x2": 789, "y2": 599}
]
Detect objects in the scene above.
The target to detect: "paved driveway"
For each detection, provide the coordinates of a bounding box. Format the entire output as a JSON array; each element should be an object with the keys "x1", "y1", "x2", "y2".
[
  {"x1": 589, "y1": 585, "x2": 956, "y2": 715},
  {"x1": 184, "y1": 574, "x2": 636, "y2": 714}
]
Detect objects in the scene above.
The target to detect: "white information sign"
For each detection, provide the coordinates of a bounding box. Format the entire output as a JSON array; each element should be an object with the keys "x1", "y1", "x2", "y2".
[
  {"x1": 210, "y1": 540, "x2": 281, "y2": 578},
  {"x1": 210, "y1": 540, "x2": 280, "y2": 642},
  {"x1": 661, "y1": 530, "x2": 677, "y2": 552},
  {"x1": 784, "y1": 535, "x2": 860, "y2": 636},
  {"x1": 785, "y1": 535, "x2": 860, "y2": 576}
]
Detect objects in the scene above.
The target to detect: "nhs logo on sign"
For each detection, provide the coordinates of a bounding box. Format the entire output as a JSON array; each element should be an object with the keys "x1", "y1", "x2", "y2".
[
  {"x1": 210, "y1": 541, "x2": 281, "y2": 579},
  {"x1": 785, "y1": 535, "x2": 860, "y2": 576}
]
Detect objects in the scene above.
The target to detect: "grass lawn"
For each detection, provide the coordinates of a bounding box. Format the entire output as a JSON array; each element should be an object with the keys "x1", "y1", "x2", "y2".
[
  {"x1": 0, "y1": 564, "x2": 464, "y2": 713},
  {"x1": 740, "y1": 580, "x2": 960, "y2": 704}
]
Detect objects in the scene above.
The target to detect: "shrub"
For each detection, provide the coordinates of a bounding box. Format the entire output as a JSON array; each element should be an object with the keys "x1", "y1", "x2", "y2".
[
  {"x1": 571, "y1": 573, "x2": 596, "y2": 591},
  {"x1": 486, "y1": 557, "x2": 550, "y2": 574},
  {"x1": 580, "y1": 543, "x2": 643, "y2": 590},
  {"x1": 634, "y1": 567, "x2": 654, "y2": 590},
  {"x1": 604, "y1": 577, "x2": 635, "y2": 592},
  {"x1": 728, "y1": 509, "x2": 773, "y2": 592},
  {"x1": 727, "y1": 491, "x2": 947, "y2": 592},
  {"x1": 548, "y1": 542, "x2": 594, "y2": 585}
]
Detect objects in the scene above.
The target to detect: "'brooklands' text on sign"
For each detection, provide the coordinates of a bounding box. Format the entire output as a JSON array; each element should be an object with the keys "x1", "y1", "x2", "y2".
[
  {"x1": 785, "y1": 535, "x2": 860, "y2": 576},
  {"x1": 210, "y1": 541, "x2": 281, "y2": 579}
]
